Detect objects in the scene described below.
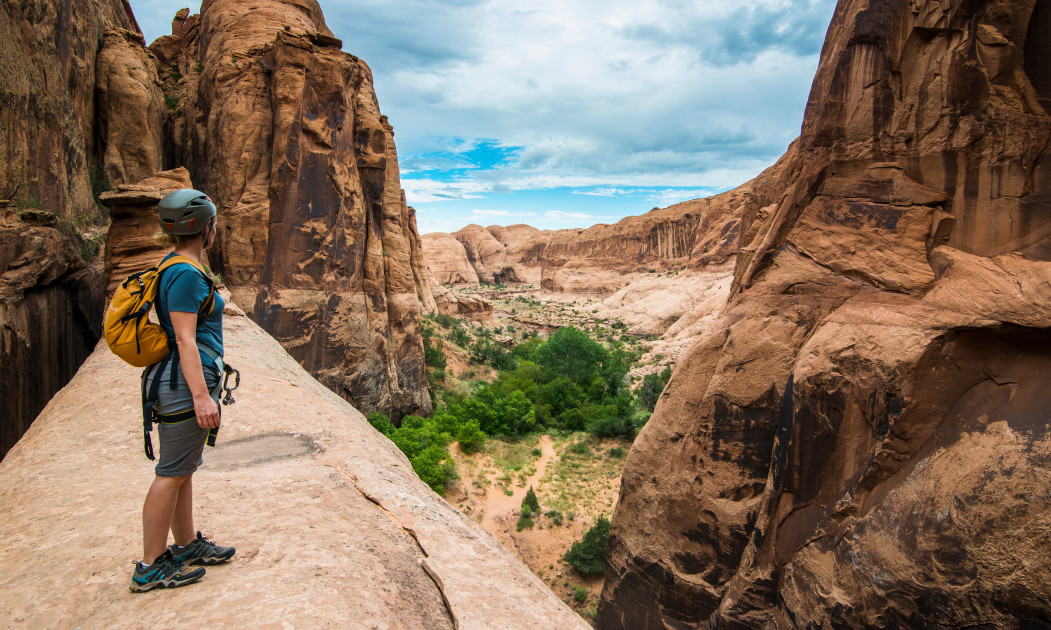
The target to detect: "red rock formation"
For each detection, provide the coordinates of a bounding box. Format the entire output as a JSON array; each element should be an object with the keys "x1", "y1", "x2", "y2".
[
  {"x1": 96, "y1": 28, "x2": 166, "y2": 187},
  {"x1": 422, "y1": 165, "x2": 784, "y2": 295},
  {"x1": 153, "y1": 0, "x2": 433, "y2": 418},
  {"x1": 99, "y1": 168, "x2": 197, "y2": 294},
  {"x1": 0, "y1": 206, "x2": 104, "y2": 459},
  {"x1": 0, "y1": 0, "x2": 136, "y2": 457},
  {"x1": 599, "y1": 1, "x2": 1051, "y2": 627}
]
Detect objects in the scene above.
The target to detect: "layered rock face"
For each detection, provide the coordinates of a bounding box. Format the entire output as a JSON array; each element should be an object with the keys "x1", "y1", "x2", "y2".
[
  {"x1": 99, "y1": 168, "x2": 197, "y2": 293},
  {"x1": 598, "y1": 1, "x2": 1051, "y2": 627},
  {"x1": 0, "y1": 0, "x2": 138, "y2": 457},
  {"x1": 423, "y1": 176, "x2": 771, "y2": 295},
  {"x1": 0, "y1": 207, "x2": 104, "y2": 458},
  {"x1": 151, "y1": 0, "x2": 433, "y2": 418}
]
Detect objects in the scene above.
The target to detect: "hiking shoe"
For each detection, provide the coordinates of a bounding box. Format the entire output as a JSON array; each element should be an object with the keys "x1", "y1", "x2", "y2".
[
  {"x1": 169, "y1": 531, "x2": 236, "y2": 567},
  {"x1": 130, "y1": 549, "x2": 206, "y2": 592}
]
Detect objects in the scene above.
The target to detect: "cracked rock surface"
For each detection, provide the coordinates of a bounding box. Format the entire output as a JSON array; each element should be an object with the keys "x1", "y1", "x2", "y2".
[{"x1": 0, "y1": 296, "x2": 587, "y2": 630}]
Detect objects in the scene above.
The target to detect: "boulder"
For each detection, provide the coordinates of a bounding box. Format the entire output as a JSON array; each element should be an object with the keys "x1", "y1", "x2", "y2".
[{"x1": 598, "y1": 0, "x2": 1051, "y2": 627}]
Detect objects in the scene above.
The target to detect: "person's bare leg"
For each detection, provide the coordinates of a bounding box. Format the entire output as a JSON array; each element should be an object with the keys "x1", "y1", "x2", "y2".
[
  {"x1": 142, "y1": 475, "x2": 188, "y2": 564},
  {"x1": 171, "y1": 473, "x2": 195, "y2": 547}
]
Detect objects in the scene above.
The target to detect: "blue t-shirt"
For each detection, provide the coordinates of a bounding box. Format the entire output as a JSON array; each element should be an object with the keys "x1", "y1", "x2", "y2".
[{"x1": 157, "y1": 253, "x2": 224, "y2": 364}]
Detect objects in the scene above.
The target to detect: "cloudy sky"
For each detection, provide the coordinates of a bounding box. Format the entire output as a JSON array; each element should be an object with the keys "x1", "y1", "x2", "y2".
[{"x1": 131, "y1": 0, "x2": 836, "y2": 234}]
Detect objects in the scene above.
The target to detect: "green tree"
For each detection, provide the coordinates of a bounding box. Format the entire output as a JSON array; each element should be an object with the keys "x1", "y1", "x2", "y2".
[
  {"x1": 564, "y1": 516, "x2": 612, "y2": 576},
  {"x1": 522, "y1": 486, "x2": 540, "y2": 513},
  {"x1": 366, "y1": 411, "x2": 394, "y2": 436},
  {"x1": 456, "y1": 419, "x2": 486, "y2": 454},
  {"x1": 535, "y1": 327, "x2": 606, "y2": 385},
  {"x1": 639, "y1": 365, "x2": 672, "y2": 411}
]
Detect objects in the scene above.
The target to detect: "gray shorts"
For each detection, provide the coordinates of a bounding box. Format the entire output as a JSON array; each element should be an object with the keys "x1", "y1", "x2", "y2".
[{"x1": 145, "y1": 355, "x2": 224, "y2": 477}]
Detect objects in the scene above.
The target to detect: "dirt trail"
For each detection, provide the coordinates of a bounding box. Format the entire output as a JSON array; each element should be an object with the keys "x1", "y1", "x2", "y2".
[{"x1": 480, "y1": 435, "x2": 556, "y2": 533}]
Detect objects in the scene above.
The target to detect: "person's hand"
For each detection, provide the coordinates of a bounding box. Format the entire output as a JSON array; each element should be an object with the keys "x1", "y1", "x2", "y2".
[{"x1": 195, "y1": 395, "x2": 221, "y2": 429}]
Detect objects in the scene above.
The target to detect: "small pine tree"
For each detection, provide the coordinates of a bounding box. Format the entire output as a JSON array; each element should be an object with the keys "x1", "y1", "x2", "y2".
[{"x1": 522, "y1": 486, "x2": 540, "y2": 513}]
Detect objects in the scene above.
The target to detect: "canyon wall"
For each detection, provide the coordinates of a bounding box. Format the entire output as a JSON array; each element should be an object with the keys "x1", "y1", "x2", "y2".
[
  {"x1": 598, "y1": 0, "x2": 1051, "y2": 627},
  {"x1": 0, "y1": 0, "x2": 139, "y2": 456},
  {"x1": 154, "y1": 0, "x2": 432, "y2": 418},
  {"x1": 422, "y1": 161, "x2": 788, "y2": 295}
]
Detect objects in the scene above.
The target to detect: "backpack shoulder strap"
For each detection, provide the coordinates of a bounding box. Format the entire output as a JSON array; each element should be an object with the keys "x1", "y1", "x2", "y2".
[{"x1": 156, "y1": 255, "x2": 217, "y2": 316}]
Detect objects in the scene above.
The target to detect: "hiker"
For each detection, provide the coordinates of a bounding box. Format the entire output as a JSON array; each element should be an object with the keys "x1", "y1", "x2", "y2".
[{"x1": 130, "y1": 189, "x2": 236, "y2": 592}]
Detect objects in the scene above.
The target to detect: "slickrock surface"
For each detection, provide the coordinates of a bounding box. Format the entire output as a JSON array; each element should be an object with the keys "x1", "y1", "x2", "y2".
[
  {"x1": 100, "y1": 168, "x2": 197, "y2": 294},
  {"x1": 153, "y1": 0, "x2": 433, "y2": 419},
  {"x1": 0, "y1": 299, "x2": 588, "y2": 630},
  {"x1": 598, "y1": 0, "x2": 1051, "y2": 627}
]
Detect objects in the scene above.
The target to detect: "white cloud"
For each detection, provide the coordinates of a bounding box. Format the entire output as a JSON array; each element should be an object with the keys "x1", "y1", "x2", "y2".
[
  {"x1": 546, "y1": 210, "x2": 595, "y2": 219},
  {"x1": 128, "y1": 0, "x2": 837, "y2": 230},
  {"x1": 471, "y1": 209, "x2": 537, "y2": 217}
]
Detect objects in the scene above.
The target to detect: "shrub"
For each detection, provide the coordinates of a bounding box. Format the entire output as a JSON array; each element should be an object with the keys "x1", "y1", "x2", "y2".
[
  {"x1": 563, "y1": 516, "x2": 611, "y2": 576},
  {"x1": 568, "y1": 440, "x2": 591, "y2": 456},
  {"x1": 422, "y1": 325, "x2": 447, "y2": 369},
  {"x1": 516, "y1": 514, "x2": 535, "y2": 531},
  {"x1": 607, "y1": 446, "x2": 627, "y2": 458},
  {"x1": 639, "y1": 365, "x2": 672, "y2": 411},
  {"x1": 573, "y1": 586, "x2": 588, "y2": 604},
  {"x1": 456, "y1": 419, "x2": 486, "y2": 454},
  {"x1": 631, "y1": 410, "x2": 652, "y2": 434},
  {"x1": 522, "y1": 486, "x2": 540, "y2": 513},
  {"x1": 586, "y1": 412, "x2": 630, "y2": 438},
  {"x1": 449, "y1": 326, "x2": 472, "y2": 347},
  {"x1": 367, "y1": 411, "x2": 394, "y2": 436},
  {"x1": 546, "y1": 509, "x2": 563, "y2": 526}
]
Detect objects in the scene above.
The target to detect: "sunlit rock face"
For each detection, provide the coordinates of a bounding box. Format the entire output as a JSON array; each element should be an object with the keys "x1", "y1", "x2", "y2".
[
  {"x1": 598, "y1": 0, "x2": 1051, "y2": 627},
  {"x1": 422, "y1": 173, "x2": 781, "y2": 295},
  {"x1": 153, "y1": 0, "x2": 433, "y2": 419},
  {"x1": 0, "y1": 0, "x2": 135, "y2": 457}
]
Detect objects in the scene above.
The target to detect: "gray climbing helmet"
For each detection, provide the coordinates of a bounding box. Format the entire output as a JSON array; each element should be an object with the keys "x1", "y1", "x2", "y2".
[{"x1": 158, "y1": 188, "x2": 216, "y2": 235}]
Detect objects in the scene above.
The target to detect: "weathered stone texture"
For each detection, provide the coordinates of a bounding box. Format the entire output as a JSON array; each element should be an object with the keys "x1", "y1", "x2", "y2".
[
  {"x1": 0, "y1": 302, "x2": 589, "y2": 629},
  {"x1": 423, "y1": 171, "x2": 779, "y2": 295},
  {"x1": 99, "y1": 167, "x2": 197, "y2": 294},
  {"x1": 599, "y1": 1, "x2": 1051, "y2": 627},
  {"x1": 0, "y1": 0, "x2": 135, "y2": 457},
  {"x1": 154, "y1": 0, "x2": 432, "y2": 419}
]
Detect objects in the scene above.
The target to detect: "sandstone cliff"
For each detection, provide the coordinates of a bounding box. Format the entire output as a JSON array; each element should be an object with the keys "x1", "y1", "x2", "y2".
[
  {"x1": 599, "y1": 1, "x2": 1051, "y2": 627},
  {"x1": 0, "y1": 0, "x2": 139, "y2": 457},
  {"x1": 0, "y1": 297, "x2": 588, "y2": 629},
  {"x1": 422, "y1": 169, "x2": 778, "y2": 295},
  {"x1": 154, "y1": 0, "x2": 433, "y2": 419}
]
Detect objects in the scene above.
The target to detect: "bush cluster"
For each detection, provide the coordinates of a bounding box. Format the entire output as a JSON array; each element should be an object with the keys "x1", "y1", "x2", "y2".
[
  {"x1": 367, "y1": 412, "x2": 457, "y2": 494},
  {"x1": 563, "y1": 516, "x2": 611, "y2": 576}
]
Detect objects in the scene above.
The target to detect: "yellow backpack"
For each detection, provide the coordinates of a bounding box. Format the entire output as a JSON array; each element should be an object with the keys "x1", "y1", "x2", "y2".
[{"x1": 104, "y1": 255, "x2": 216, "y2": 367}]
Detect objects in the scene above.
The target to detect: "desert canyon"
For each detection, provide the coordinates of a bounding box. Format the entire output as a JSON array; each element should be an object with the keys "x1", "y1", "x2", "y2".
[{"x1": 1, "y1": 0, "x2": 1050, "y2": 628}]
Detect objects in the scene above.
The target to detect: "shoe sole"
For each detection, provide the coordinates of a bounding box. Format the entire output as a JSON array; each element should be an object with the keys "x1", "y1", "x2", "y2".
[
  {"x1": 178, "y1": 549, "x2": 236, "y2": 568},
  {"x1": 129, "y1": 569, "x2": 205, "y2": 592}
]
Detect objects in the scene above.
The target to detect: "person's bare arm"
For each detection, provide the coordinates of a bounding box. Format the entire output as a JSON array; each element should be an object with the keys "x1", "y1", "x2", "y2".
[{"x1": 170, "y1": 310, "x2": 220, "y2": 429}]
